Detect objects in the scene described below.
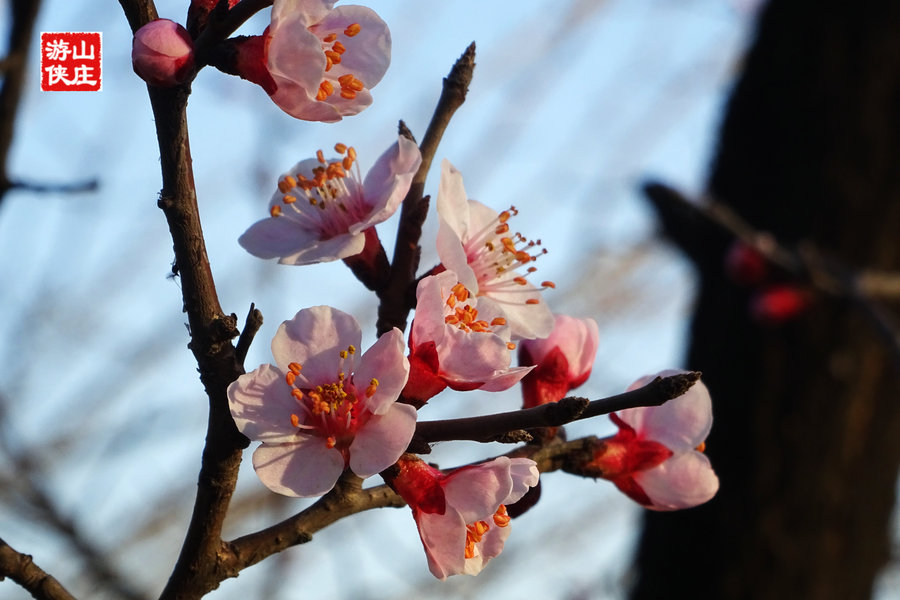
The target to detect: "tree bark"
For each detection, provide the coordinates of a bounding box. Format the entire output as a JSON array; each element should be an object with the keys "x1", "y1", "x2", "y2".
[{"x1": 631, "y1": 1, "x2": 900, "y2": 599}]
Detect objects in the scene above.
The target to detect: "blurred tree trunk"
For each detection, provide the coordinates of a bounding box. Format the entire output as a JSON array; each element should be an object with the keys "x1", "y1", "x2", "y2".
[{"x1": 630, "y1": 1, "x2": 900, "y2": 599}]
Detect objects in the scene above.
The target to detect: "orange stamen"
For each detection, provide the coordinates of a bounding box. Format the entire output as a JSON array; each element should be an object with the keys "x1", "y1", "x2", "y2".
[
  {"x1": 270, "y1": 205, "x2": 281, "y2": 217},
  {"x1": 283, "y1": 195, "x2": 297, "y2": 204},
  {"x1": 344, "y1": 23, "x2": 361, "y2": 36},
  {"x1": 525, "y1": 298, "x2": 540, "y2": 305},
  {"x1": 334, "y1": 143, "x2": 347, "y2": 154}
]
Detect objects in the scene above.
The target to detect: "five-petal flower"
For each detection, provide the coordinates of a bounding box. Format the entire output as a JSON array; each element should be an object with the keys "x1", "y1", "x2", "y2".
[
  {"x1": 388, "y1": 454, "x2": 540, "y2": 579},
  {"x1": 239, "y1": 136, "x2": 421, "y2": 265},
  {"x1": 228, "y1": 306, "x2": 416, "y2": 497},
  {"x1": 436, "y1": 160, "x2": 555, "y2": 340},
  {"x1": 403, "y1": 270, "x2": 534, "y2": 405},
  {"x1": 232, "y1": 0, "x2": 391, "y2": 122},
  {"x1": 577, "y1": 370, "x2": 719, "y2": 510}
]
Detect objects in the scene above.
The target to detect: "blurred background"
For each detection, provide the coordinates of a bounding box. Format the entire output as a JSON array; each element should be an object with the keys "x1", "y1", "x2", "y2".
[{"x1": 5, "y1": 1, "x2": 897, "y2": 599}]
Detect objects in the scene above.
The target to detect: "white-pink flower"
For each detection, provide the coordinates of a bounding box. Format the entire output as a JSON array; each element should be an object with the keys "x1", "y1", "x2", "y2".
[
  {"x1": 519, "y1": 314, "x2": 600, "y2": 409},
  {"x1": 389, "y1": 454, "x2": 540, "y2": 580},
  {"x1": 227, "y1": 306, "x2": 416, "y2": 497},
  {"x1": 232, "y1": 0, "x2": 391, "y2": 122},
  {"x1": 436, "y1": 160, "x2": 554, "y2": 340},
  {"x1": 582, "y1": 370, "x2": 719, "y2": 511},
  {"x1": 239, "y1": 137, "x2": 421, "y2": 265},
  {"x1": 403, "y1": 270, "x2": 533, "y2": 405}
]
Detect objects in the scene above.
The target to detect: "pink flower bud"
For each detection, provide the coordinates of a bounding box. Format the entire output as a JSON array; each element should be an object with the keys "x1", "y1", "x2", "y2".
[{"x1": 132, "y1": 19, "x2": 195, "y2": 87}]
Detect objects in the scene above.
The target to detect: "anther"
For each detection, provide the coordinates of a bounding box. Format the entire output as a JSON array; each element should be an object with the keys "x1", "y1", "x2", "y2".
[
  {"x1": 332, "y1": 41, "x2": 346, "y2": 54},
  {"x1": 490, "y1": 317, "x2": 507, "y2": 326},
  {"x1": 334, "y1": 143, "x2": 347, "y2": 154},
  {"x1": 696, "y1": 441, "x2": 706, "y2": 453},
  {"x1": 344, "y1": 23, "x2": 361, "y2": 36},
  {"x1": 288, "y1": 362, "x2": 303, "y2": 375},
  {"x1": 285, "y1": 371, "x2": 296, "y2": 385},
  {"x1": 290, "y1": 414, "x2": 300, "y2": 428},
  {"x1": 366, "y1": 379, "x2": 379, "y2": 397},
  {"x1": 541, "y1": 281, "x2": 556, "y2": 289},
  {"x1": 525, "y1": 298, "x2": 540, "y2": 305},
  {"x1": 270, "y1": 205, "x2": 282, "y2": 217},
  {"x1": 283, "y1": 195, "x2": 297, "y2": 204},
  {"x1": 326, "y1": 436, "x2": 337, "y2": 449},
  {"x1": 316, "y1": 149, "x2": 326, "y2": 164},
  {"x1": 507, "y1": 342, "x2": 516, "y2": 350},
  {"x1": 323, "y1": 33, "x2": 338, "y2": 43}
]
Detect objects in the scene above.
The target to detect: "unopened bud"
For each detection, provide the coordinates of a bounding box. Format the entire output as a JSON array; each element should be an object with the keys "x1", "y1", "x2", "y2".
[{"x1": 132, "y1": 19, "x2": 195, "y2": 87}]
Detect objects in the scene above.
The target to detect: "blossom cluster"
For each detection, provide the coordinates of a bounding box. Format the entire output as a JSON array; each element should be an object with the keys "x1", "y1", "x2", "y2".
[{"x1": 134, "y1": 0, "x2": 720, "y2": 582}]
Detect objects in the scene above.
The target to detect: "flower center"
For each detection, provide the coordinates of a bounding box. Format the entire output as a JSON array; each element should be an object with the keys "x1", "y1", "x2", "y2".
[
  {"x1": 270, "y1": 143, "x2": 371, "y2": 239},
  {"x1": 464, "y1": 206, "x2": 555, "y2": 304},
  {"x1": 443, "y1": 282, "x2": 516, "y2": 349},
  {"x1": 312, "y1": 23, "x2": 366, "y2": 101},
  {"x1": 464, "y1": 505, "x2": 510, "y2": 559},
  {"x1": 282, "y1": 345, "x2": 378, "y2": 449}
]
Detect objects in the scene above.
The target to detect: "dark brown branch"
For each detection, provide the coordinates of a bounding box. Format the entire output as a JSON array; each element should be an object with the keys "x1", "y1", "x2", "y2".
[
  {"x1": 0, "y1": 537, "x2": 78, "y2": 600},
  {"x1": 235, "y1": 303, "x2": 263, "y2": 367},
  {"x1": 377, "y1": 43, "x2": 476, "y2": 335},
  {"x1": 411, "y1": 372, "x2": 701, "y2": 446},
  {"x1": 119, "y1": 3, "x2": 250, "y2": 599},
  {"x1": 0, "y1": 0, "x2": 42, "y2": 205},
  {"x1": 192, "y1": 0, "x2": 274, "y2": 67}
]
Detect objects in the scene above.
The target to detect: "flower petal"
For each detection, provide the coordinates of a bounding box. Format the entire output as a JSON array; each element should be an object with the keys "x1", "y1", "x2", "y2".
[
  {"x1": 416, "y1": 510, "x2": 467, "y2": 580},
  {"x1": 621, "y1": 370, "x2": 713, "y2": 451},
  {"x1": 634, "y1": 451, "x2": 719, "y2": 511},
  {"x1": 354, "y1": 327, "x2": 409, "y2": 415},
  {"x1": 356, "y1": 137, "x2": 421, "y2": 233},
  {"x1": 505, "y1": 458, "x2": 540, "y2": 504},
  {"x1": 227, "y1": 363, "x2": 299, "y2": 443},
  {"x1": 443, "y1": 459, "x2": 514, "y2": 523},
  {"x1": 436, "y1": 160, "x2": 478, "y2": 291},
  {"x1": 271, "y1": 306, "x2": 361, "y2": 385},
  {"x1": 313, "y1": 5, "x2": 390, "y2": 87},
  {"x1": 238, "y1": 214, "x2": 321, "y2": 260},
  {"x1": 252, "y1": 438, "x2": 345, "y2": 497},
  {"x1": 348, "y1": 403, "x2": 417, "y2": 477}
]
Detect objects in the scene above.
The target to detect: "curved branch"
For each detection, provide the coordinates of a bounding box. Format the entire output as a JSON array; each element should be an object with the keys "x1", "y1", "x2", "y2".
[
  {"x1": 0, "y1": 537, "x2": 77, "y2": 600},
  {"x1": 377, "y1": 43, "x2": 476, "y2": 335}
]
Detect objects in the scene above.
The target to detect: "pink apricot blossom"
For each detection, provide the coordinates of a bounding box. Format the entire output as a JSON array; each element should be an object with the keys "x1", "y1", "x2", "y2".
[
  {"x1": 580, "y1": 370, "x2": 719, "y2": 510},
  {"x1": 403, "y1": 270, "x2": 533, "y2": 405},
  {"x1": 232, "y1": 0, "x2": 390, "y2": 122},
  {"x1": 436, "y1": 160, "x2": 554, "y2": 340},
  {"x1": 519, "y1": 314, "x2": 600, "y2": 409},
  {"x1": 388, "y1": 454, "x2": 540, "y2": 579},
  {"x1": 239, "y1": 136, "x2": 421, "y2": 265},
  {"x1": 227, "y1": 306, "x2": 416, "y2": 497},
  {"x1": 131, "y1": 19, "x2": 195, "y2": 87}
]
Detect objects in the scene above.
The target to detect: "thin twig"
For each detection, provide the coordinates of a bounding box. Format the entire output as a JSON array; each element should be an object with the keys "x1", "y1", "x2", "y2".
[
  {"x1": 0, "y1": 536, "x2": 78, "y2": 600},
  {"x1": 235, "y1": 303, "x2": 264, "y2": 367},
  {"x1": 377, "y1": 43, "x2": 476, "y2": 335},
  {"x1": 411, "y1": 372, "x2": 701, "y2": 446}
]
